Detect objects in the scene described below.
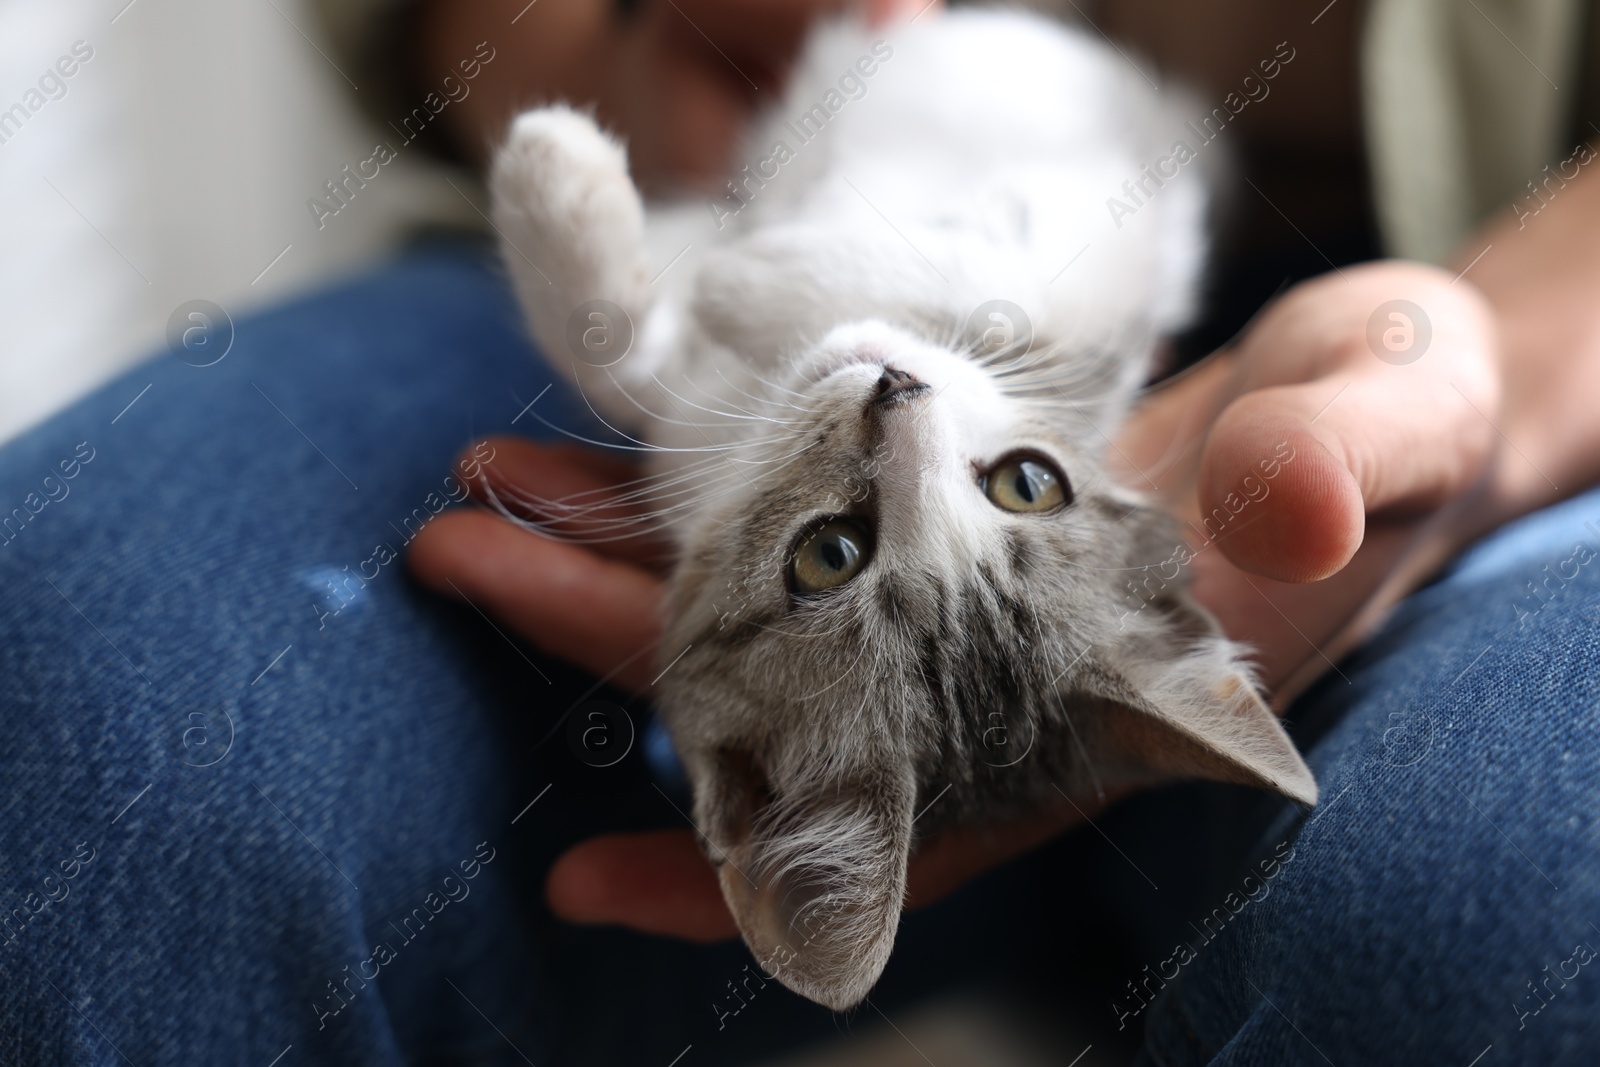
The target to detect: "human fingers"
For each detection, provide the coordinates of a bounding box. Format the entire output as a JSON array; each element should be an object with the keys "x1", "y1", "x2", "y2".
[
  {"x1": 1196, "y1": 264, "x2": 1500, "y2": 582},
  {"x1": 544, "y1": 798, "x2": 1089, "y2": 942},
  {"x1": 408, "y1": 507, "x2": 665, "y2": 694},
  {"x1": 455, "y1": 436, "x2": 674, "y2": 570},
  {"x1": 901, "y1": 803, "x2": 1089, "y2": 909},
  {"x1": 547, "y1": 829, "x2": 738, "y2": 941}
]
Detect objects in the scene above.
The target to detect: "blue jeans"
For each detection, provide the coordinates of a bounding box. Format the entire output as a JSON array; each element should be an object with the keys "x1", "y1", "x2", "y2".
[{"x1": 2, "y1": 245, "x2": 1596, "y2": 1065}]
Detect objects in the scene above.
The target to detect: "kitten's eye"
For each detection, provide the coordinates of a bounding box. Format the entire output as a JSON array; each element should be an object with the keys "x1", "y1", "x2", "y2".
[
  {"x1": 985, "y1": 454, "x2": 1069, "y2": 513},
  {"x1": 790, "y1": 518, "x2": 872, "y2": 594}
]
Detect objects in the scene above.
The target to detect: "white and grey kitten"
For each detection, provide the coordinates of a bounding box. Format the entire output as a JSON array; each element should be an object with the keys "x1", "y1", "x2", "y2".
[{"x1": 487, "y1": 7, "x2": 1317, "y2": 1012}]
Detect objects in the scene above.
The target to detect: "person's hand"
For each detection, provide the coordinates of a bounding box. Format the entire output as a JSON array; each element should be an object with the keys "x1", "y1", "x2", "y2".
[
  {"x1": 1120, "y1": 261, "x2": 1500, "y2": 705},
  {"x1": 419, "y1": 0, "x2": 932, "y2": 191},
  {"x1": 408, "y1": 260, "x2": 1502, "y2": 940}
]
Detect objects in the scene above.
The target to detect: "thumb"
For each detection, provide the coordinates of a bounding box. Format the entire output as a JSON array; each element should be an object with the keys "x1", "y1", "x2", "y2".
[
  {"x1": 1198, "y1": 290, "x2": 1498, "y2": 583},
  {"x1": 1196, "y1": 387, "x2": 1366, "y2": 583}
]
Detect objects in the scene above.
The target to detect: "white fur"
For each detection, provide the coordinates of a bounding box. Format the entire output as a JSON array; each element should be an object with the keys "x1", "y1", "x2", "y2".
[
  {"x1": 490, "y1": 7, "x2": 1209, "y2": 521},
  {"x1": 483, "y1": 9, "x2": 1309, "y2": 1014}
]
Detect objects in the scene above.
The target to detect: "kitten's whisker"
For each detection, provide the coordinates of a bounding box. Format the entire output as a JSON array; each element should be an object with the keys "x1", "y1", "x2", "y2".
[
  {"x1": 485, "y1": 433, "x2": 826, "y2": 540},
  {"x1": 650, "y1": 373, "x2": 788, "y2": 426},
  {"x1": 723, "y1": 604, "x2": 865, "y2": 641},
  {"x1": 488, "y1": 463, "x2": 747, "y2": 523},
  {"x1": 516, "y1": 400, "x2": 759, "y2": 455},
  {"x1": 603, "y1": 371, "x2": 747, "y2": 430},
  {"x1": 581, "y1": 378, "x2": 810, "y2": 457},
  {"x1": 678, "y1": 365, "x2": 810, "y2": 424},
  {"x1": 1055, "y1": 693, "x2": 1106, "y2": 806},
  {"x1": 484, "y1": 482, "x2": 740, "y2": 545},
  {"x1": 528, "y1": 452, "x2": 734, "y2": 506},
  {"x1": 720, "y1": 436, "x2": 825, "y2": 467},
  {"x1": 490, "y1": 480, "x2": 722, "y2": 528},
  {"x1": 709, "y1": 360, "x2": 819, "y2": 415}
]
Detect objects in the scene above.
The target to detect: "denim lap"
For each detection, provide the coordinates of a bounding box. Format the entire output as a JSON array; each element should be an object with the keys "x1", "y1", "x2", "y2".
[
  {"x1": 4, "y1": 247, "x2": 1600, "y2": 1065},
  {"x1": 0, "y1": 247, "x2": 1038, "y2": 1066},
  {"x1": 1140, "y1": 489, "x2": 1600, "y2": 1065}
]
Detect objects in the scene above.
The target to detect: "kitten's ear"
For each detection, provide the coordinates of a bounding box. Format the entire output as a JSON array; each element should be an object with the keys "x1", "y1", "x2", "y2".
[
  {"x1": 1075, "y1": 655, "x2": 1319, "y2": 806},
  {"x1": 696, "y1": 748, "x2": 914, "y2": 1011}
]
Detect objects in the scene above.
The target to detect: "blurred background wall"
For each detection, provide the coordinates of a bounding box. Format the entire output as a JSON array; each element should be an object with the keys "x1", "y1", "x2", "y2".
[{"x1": 0, "y1": 0, "x2": 460, "y2": 444}]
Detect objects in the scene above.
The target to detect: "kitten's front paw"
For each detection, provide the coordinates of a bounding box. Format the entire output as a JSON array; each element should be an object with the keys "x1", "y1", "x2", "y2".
[
  {"x1": 492, "y1": 105, "x2": 631, "y2": 208},
  {"x1": 490, "y1": 104, "x2": 647, "y2": 299},
  {"x1": 489, "y1": 104, "x2": 654, "y2": 421}
]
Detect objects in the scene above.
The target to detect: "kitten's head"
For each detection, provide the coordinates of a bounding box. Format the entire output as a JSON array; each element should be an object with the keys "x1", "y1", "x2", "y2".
[{"x1": 655, "y1": 320, "x2": 1316, "y2": 1011}]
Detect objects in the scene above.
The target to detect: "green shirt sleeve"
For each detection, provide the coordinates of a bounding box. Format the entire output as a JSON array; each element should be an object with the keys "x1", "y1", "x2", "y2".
[{"x1": 1362, "y1": 0, "x2": 1593, "y2": 263}]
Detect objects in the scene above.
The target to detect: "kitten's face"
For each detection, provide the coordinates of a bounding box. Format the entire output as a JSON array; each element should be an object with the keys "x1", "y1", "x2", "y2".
[{"x1": 654, "y1": 322, "x2": 1314, "y2": 1011}]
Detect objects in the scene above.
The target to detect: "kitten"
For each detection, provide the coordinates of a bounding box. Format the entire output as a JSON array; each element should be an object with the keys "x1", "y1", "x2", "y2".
[{"x1": 487, "y1": 7, "x2": 1317, "y2": 1011}]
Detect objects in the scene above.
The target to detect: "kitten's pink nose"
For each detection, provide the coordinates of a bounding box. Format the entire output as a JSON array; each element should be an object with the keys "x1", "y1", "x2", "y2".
[{"x1": 870, "y1": 366, "x2": 929, "y2": 406}]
